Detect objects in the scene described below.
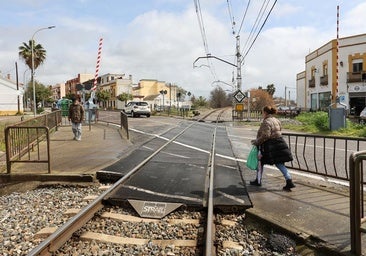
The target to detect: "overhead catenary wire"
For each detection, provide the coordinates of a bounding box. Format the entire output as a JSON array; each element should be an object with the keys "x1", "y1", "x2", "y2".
[
  {"x1": 194, "y1": 0, "x2": 209, "y2": 55},
  {"x1": 193, "y1": 0, "x2": 218, "y2": 81},
  {"x1": 237, "y1": 0, "x2": 251, "y2": 35},
  {"x1": 193, "y1": 0, "x2": 277, "y2": 86},
  {"x1": 226, "y1": 0, "x2": 236, "y2": 35},
  {"x1": 241, "y1": 0, "x2": 271, "y2": 57},
  {"x1": 241, "y1": 0, "x2": 277, "y2": 62}
]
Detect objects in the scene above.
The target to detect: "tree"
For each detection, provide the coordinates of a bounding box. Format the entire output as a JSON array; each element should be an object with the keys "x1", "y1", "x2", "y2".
[
  {"x1": 192, "y1": 96, "x2": 208, "y2": 108},
  {"x1": 26, "y1": 81, "x2": 52, "y2": 107},
  {"x1": 19, "y1": 40, "x2": 47, "y2": 109},
  {"x1": 117, "y1": 92, "x2": 133, "y2": 104},
  {"x1": 249, "y1": 89, "x2": 275, "y2": 111},
  {"x1": 96, "y1": 90, "x2": 111, "y2": 108},
  {"x1": 18, "y1": 40, "x2": 47, "y2": 71},
  {"x1": 209, "y1": 87, "x2": 231, "y2": 108},
  {"x1": 266, "y1": 84, "x2": 276, "y2": 96}
]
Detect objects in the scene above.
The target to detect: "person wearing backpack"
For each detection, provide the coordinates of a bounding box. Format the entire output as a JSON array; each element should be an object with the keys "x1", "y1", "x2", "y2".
[{"x1": 68, "y1": 96, "x2": 85, "y2": 141}]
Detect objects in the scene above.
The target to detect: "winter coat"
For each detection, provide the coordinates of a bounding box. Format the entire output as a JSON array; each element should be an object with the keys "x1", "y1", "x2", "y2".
[
  {"x1": 68, "y1": 103, "x2": 84, "y2": 123},
  {"x1": 252, "y1": 115, "x2": 293, "y2": 165}
]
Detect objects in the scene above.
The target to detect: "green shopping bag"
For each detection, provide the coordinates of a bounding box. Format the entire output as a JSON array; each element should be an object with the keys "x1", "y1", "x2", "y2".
[{"x1": 246, "y1": 146, "x2": 258, "y2": 170}]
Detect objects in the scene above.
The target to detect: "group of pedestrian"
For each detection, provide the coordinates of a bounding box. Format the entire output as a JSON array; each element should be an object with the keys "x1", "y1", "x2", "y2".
[{"x1": 249, "y1": 105, "x2": 296, "y2": 192}]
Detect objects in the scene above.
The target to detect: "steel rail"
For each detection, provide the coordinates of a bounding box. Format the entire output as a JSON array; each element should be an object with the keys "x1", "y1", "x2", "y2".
[
  {"x1": 205, "y1": 126, "x2": 217, "y2": 256},
  {"x1": 27, "y1": 122, "x2": 196, "y2": 255}
]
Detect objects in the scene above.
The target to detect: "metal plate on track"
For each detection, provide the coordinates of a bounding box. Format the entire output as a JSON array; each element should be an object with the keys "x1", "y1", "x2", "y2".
[{"x1": 128, "y1": 199, "x2": 182, "y2": 219}]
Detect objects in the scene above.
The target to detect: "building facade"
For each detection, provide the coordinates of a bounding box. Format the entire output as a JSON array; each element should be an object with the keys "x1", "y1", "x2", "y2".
[
  {"x1": 297, "y1": 33, "x2": 366, "y2": 114},
  {"x1": 133, "y1": 79, "x2": 180, "y2": 109},
  {"x1": 64, "y1": 73, "x2": 94, "y2": 99},
  {"x1": 99, "y1": 73, "x2": 133, "y2": 109},
  {"x1": 50, "y1": 83, "x2": 65, "y2": 101},
  {"x1": 0, "y1": 75, "x2": 23, "y2": 115},
  {"x1": 52, "y1": 74, "x2": 190, "y2": 111}
]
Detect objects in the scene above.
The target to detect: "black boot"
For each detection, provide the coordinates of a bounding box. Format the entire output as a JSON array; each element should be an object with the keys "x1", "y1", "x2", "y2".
[
  {"x1": 250, "y1": 178, "x2": 261, "y2": 186},
  {"x1": 283, "y1": 179, "x2": 295, "y2": 191}
]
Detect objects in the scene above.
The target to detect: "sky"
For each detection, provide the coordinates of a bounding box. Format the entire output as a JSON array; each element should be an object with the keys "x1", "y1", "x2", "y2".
[{"x1": 1, "y1": 0, "x2": 366, "y2": 100}]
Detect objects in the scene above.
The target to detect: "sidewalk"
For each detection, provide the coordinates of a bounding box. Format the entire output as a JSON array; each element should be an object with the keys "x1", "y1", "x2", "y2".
[
  {"x1": 228, "y1": 125, "x2": 365, "y2": 255},
  {"x1": 0, "y1": 123, "x2": 131, "y2": 182}
]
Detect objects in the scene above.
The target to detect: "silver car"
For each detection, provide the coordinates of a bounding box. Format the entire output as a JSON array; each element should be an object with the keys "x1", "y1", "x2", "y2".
[
  {"x1": 122, "y1": 101, "x2": 151, "y2": 117},
  {"x1": 359, "y1": 107, "x2": 366, "y2": 124}
]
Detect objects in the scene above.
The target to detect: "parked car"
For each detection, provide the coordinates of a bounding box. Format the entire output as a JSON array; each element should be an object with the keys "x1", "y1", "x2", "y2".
[
  {"x1": 359, "y1": 107, "x2": 366, "y2": 124},
  {"x1": 122, "y1": 101, "x2": 151, "y2": 117}
]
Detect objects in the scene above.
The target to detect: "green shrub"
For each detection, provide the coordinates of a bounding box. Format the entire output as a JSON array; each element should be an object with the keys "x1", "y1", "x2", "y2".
[
  {"x1": 291, "y1": 111, "x2": 366, "y2": 137},
  {"x1": 295, "y1": 111, "x2": 329, "y2": 132}
]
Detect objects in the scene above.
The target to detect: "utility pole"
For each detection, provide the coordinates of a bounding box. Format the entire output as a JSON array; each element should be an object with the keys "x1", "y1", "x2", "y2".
[
  {"x1": 236, "y1": 35, "x2": 242, "y2": 91},
  {"x1": 15, "y1": 62, "x2": 20, "y2": 114}
]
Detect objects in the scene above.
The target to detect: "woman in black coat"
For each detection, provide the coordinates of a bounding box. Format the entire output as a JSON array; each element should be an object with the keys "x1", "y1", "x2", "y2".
[{"x1": 250, "y1": 106, "x2": 295, "y2": 191}]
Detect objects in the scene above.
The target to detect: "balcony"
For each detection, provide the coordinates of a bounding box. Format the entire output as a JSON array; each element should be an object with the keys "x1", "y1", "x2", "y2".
[
  {"x1": 309, "y1": 77, "x2": 315, "y2": 88},
  {"x1": 320, "y1": 75, "x2": 328, "y2": 86},
  {"x1": 347, "y1": 72, "x2": 366, "y2": 83}
]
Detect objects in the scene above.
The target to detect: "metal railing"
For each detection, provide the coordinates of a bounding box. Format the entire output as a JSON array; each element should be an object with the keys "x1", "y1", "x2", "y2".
[
  {"x1": 120, "y1": 111, "x2": 129, "y2": 140},
  {"x1": 5, "y1": 126, "x2": 51, "y2": 173},
  {"x1": 283, "y1": 132, "x2": 366, "y2": 182},
  {"x1": 349, "y1": 151, "x2": 366, "y2": 255},
  {"x1": 4, "y1": 111, "x2": 62, "y2": 173}
]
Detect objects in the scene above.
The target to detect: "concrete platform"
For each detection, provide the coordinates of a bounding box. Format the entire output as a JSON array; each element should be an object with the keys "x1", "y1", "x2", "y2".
[{"x1": 0, "y1": 123, "x2": 131, "y2": 182}]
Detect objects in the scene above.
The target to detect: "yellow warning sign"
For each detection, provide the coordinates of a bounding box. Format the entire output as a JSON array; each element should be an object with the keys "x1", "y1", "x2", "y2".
[{"x1": 235, "y1": 103, "x2": 244, "y2": 112}]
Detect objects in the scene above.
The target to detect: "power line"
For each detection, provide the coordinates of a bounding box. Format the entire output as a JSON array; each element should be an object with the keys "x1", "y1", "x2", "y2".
[
  {"x1": 194, "y1": 0, "x2": 209, "y2": 55},
  {"x1": 242, "y1": 0, "x2": 277, "y2": 62},
  {"x1": 226, "y1": 0, "x2": 236, "y2": 35},
  {"x1": 193, "y1": 0, "x2": 218, "y2": 81},
  {"x1": 241, "y1": 0, "x2": 271, "y2": 56},
  {"x1": 237, "y1": 0, "x2": 251, "y2": 35}
]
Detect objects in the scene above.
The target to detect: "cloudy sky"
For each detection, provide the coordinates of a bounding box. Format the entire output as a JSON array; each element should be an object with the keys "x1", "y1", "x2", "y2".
[{"x1": 1, "y1": 0, "x2": 366, "y2": 100}]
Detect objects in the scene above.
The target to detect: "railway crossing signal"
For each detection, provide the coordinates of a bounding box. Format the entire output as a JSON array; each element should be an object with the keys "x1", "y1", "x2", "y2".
[{"x1": 233, "y1": 89, "x2": 246, "y2": 103}]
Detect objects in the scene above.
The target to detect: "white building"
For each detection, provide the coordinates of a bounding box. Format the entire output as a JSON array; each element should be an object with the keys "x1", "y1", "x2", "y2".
[
  {"x1": 296, "y1": 33, "x2": 366, "y2": 114},
  {"x1": 0, "y1": 75, "x2": 24, "y2": 115},
  {"x1": 99, "y1": 73, "x2": 133, "y2": 109}
]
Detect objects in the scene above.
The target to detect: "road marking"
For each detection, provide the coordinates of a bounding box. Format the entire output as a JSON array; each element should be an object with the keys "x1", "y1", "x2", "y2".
[{"x1": 123, "y1": 185, "x2": 203, "y2": 203}]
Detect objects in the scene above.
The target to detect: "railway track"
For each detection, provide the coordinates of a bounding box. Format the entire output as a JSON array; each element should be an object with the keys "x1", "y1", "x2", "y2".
[{"x1": 24, "y1": 110, "x2": 294, "y2": 255}]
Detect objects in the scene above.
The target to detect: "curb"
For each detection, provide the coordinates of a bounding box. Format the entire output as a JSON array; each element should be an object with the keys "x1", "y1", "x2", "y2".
[
  {"x1": 245, "y1": 210, "x2": 347, "y2": 256},
  {"x1": 0, "y1": 174, "x2": 94, "y2": 183}
]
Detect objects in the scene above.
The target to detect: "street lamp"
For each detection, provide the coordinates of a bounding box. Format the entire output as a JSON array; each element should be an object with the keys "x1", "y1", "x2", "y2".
[{"x1": 31, "y1": 26, "x2": 55, "y2": 116}]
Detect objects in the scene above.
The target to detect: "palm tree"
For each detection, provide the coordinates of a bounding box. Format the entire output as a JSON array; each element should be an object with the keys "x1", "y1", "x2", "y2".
[
  {"x1": 18, "y1": 40, "x2": 47, "y2": 72},
  {"x1": 19, "y1": 40, "x2": 47, "y2": 112}
]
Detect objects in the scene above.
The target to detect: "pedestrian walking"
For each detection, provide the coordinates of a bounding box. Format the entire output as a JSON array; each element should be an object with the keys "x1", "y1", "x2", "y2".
[
  {"x1": 68, "y1": 96, "x2": 84, "y2": 141},
  {"x1": 250, "y1": 106, "x2": 295, "y2": 191}
]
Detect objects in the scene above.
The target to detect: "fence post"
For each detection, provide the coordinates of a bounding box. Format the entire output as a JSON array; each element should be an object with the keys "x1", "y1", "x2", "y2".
[
  {"x1": 5, "y1": 127, "x2": 11, "y2": 173},
  {"x1": 46, "y1": 127, "x2": 51, "y2": 173},
  {"x1": 349, "y1": 151, "x2": 366, "y2": 255}
]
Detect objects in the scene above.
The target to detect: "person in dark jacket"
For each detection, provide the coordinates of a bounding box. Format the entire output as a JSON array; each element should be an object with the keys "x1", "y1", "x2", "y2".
[
  {"x1": 68, "y1": 97, "x2": 84, "y2": 141},
  {"x1": 250, "y1": 106, "x2": 295, "y2": 191}
]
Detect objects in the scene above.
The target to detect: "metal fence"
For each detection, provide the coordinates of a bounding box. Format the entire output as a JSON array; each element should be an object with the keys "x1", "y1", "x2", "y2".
[
  {"x1": 4, "y1": 111, "x2": 62, "y2": 173},
  {"x1": 283, "y1": 132, "x2": 366, "y2": 182}
]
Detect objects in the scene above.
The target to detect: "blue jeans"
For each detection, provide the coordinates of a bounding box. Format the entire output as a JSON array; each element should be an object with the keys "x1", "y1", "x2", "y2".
[{"x1": 275, "y1": 163, "x2": 292, "y2": 180}]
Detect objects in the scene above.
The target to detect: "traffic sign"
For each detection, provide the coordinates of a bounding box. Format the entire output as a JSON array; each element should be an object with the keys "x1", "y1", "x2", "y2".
[{"x1": 233, "y1": 89, "x2": 246, "y2": 103}]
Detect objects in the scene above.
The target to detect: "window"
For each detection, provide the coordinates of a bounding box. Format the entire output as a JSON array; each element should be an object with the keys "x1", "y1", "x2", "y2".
[
  {"x1": 319, "y1": 92, "x2": 331, "y2": 110},
  {"x1": 323, "y1": 64, "x2": 328, "y2": 76},
  {"x1": 311, "y1": 69, "x2": 316, "y2": 78},
  {"x1": 352, "y1": 59, "x2": 363, "y2": 72},
  {"x1": 311, "y1": 93, "x2": 318, "y2": 111}
]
